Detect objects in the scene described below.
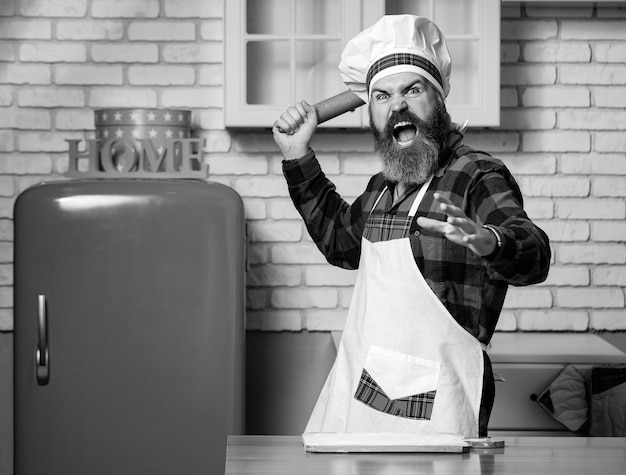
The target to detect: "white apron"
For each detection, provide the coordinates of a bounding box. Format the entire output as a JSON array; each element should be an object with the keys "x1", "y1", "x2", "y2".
[{"x1": 305, "y1": 178, "x2": 485, "y2": 437}]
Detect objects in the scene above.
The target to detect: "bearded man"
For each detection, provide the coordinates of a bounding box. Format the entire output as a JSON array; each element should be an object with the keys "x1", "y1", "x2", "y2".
[{"x1": 272, "y1": 15, "x2": 550, "y2": 438}]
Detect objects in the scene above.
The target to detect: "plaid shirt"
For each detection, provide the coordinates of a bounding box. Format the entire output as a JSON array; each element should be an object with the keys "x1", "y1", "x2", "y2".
[{"x1": 283, "y1": 130, "x2": 551, "y2": 345}]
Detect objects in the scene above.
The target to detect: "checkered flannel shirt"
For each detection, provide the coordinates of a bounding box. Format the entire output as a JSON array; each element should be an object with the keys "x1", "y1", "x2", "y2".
[{"x1": 282, "y1": 130, "x2": 551, "y2": 345}]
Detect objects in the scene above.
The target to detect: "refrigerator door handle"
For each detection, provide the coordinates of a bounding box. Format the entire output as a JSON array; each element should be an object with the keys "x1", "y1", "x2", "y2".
[{"x1": 36, "y1": 294, "x2": 50, "y2": 385}]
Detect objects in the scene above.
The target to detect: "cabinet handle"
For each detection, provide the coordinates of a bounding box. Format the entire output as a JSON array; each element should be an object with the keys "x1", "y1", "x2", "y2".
[{"x1": 36, "y1": 294, "x2": 50, "y2": 386}]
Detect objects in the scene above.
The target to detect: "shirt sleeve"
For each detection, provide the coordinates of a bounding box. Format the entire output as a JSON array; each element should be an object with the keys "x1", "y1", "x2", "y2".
[
  {"x1": 282, "y1": 150, "x2": 372, "y2": 270},
  {"x1": 468, "y1": 166, "x2": 551, "y2": 286}
]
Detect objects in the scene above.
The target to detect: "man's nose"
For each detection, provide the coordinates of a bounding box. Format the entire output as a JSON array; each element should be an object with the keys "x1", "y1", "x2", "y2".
[{"x1": 390, "y1": 95, "x2": 408, "y2": 112}]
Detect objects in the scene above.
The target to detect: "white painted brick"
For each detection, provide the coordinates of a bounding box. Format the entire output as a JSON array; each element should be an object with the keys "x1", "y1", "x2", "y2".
[
  {"x1": 524, "y1": 198, "x2": 554, "y2": 220},
  {"x1": 331, "y1": 175, "x2": 371, "y2": 199},
  {"x1": 163, "y1": 43, "x2": 222, "y2": 63},
  {"x1": 201, "y1": 130, "x2": 231, "y2": 153},
  {"x1": 56, "y1": 65, "x2": 123, "y2": 85},
  {"x1": 21, "y1": 0, "x2": 87, "y2": 17},
  {"x1": 462, "y1": 132, "x2": 520, "y2": 153},
  {"x1": 0, "y1": 64, "x2": 51, "y2": 85},
  {"x1": 197, "y1": 64, "x2": 222, "y2": 86},
  {"x1": 271, "y1": 243, "x2": 326, "y2": 265},
  {"x1": 0, "y1": 222, "x2": 12, "y2": 242},
  {"x1": 247, "y1": 264, "x2": 301, "y2": 287},
  {"x1": 0, "y1": 1, "x2": 15, "y2": 16},
  {"x1": 246, "y1": 288, "x2": 268, "y2": 310},
  {"x1": 501, "y1": 44, "x2": 520, "y2": 64},
  {"x1": 246, "y1": 310, "x2": 303, "y2": 331},
  {"x1": 207, "y1": 154, "x2": 268, "y2": 175},
  {"x1": 200, "y1": 20, "x2": 224, "y2": 40},
  {"x1": 0, "y1": 42, "x2": 14, "y2": 61},
  {"x1": 313, "y1": 133, "x2": 374, "y2": 153},
  {"x1": 494, "y1": 311, "x2": 517, "y2": 331},
  {"x1": 561, "y1": 108, "x2": 626, "y2": 130},
  {"x1": 0, "y1": 154, "x2": 53, "y2": 175},
  {"x1": 539, "y1": 265, "x2": 590, "y2": 287},
  {"x1": 564, "y1": 153, "x2": 626, "y2": 175},
  {"x1": 234, "y1": 133, "x2": 279, "y2": 153},
  {"x1": 592, "y1": 221, "x2": 626, "y2": 242},
  {"x1": 561, "y1": 20, "x2": 626, "y2": 40},
  {"x1": 165, "y1": 0, "x2": 220, "y2": 18},
  {"x1": 523, "y1": 131, "x2": 590, "y2": 153},
  {"x1": 0, "y1": 263, "x2": 12, "y2": 285},
  {"x1": 339, "y1": 287, "x2": 354, "y2": 308},
  {"x1": 0, "y1": 108, "x2": 51, "y2": 129},
  {"x1": 55, "y1": 109, "x2": 93, "y2": 130},
  {"x1": 593, "y1": 86, "x2": 626, "y2": 108},
  {"x1": 306, "y1": 265, "x2": 357, "y2": 286},
  {"x1": 267, "y1": 199, "x2": 301, "y2": 220},
  {"x1": 56, "y1": 20, "x2": 124, "y2": 40},
  {"x1": 503, "y1": 287, "x2": 553, "y2": 309},
  {"x1": 524, "y1": 42, "x2": 591, "y2": 63},
  {"x1": 92, "y1": 44, "x2": 158, "y2": 63},
  {"x1": 247, "y1": 243, "x2": 269, "y2": 265},
  {"x1": 128, "y1": 21, "x2": 196, "y2": 41},
  {"x1": 500, "y1": 109, "x2": 556, "y2": 130},
  {"x1": 247, "y1": 221, "x2": 301, "y2": 243},
  {"x1": 0, "y1": 177, "x2": 14, "y2": 196},
  {"x1": 560, "y1": 64, "x2": 626, "y2": 85},
  {"x1": 557, "y1": 287, "x2": 624, "y2": 309},
  {"x1": 161, "y1": 87, "x2": 221, "y2": 108},
  {"x1": 271, "y1": 287, "x2": 338, "y2": 309},
  {"x1": 594, "y1": 132, "x2": 626, "y2": 153},
  {"x1": 594, "y1": 43, "x2": 626, "y2": 63},
  {"x1": 0, "y1": 308, "x2": 12, "y2": 331},
  {"x1": 559, "y1": 243, "x2": 626, "y2": 264},
  {"x1": 594, "y1": 267, "x2": 626, "y2": 286},
  {"x1": 526, "y1": 5, "x2": 593, "y2": 18},
  {"x1": 501, "y1": 4, "x2": 521, "y2": 18},
  {"x1": 0, "y1": 20, "x2": 51, "y2": 39},
  {"x1": 590, "y1": 310, "x2": 626, "y2": 331},
  {"x1": 501, "y1": 20, "x2": 558, "y2": 40},
  {"x1": 501, "y1": 88, "x2": 518, "y2": 108},
  {"x1": 18, "y1": 87, "x2": 85, "y2": 107},
  {"x1": 522, "y1": 86, "x2": 590, "y2": 108},
  {"x1": 343, "y1": 153, "x2": 383, "y2": 175},
  {"x1": 20, "y1": 43, "x2": 86, "y2": 62},
  {"x1": 517, "y1": 310, "x2": 589, "y2": 331},
  {"x1": 128, "y1": 65, "x2": 195, "y2": 85},
  {"x1": 18, "y1": 131, "x2": 84, "y2": 153},
  {"x1": 500, "y1": 154, "x2": 557, "y2": 175},
  {"x1": 92, "y1": 0, "x2": 160, "y2": 18},
  {"x1": 0, "y1": 242, "x2": 11, "y2": 261},
  {"x1": 501, "y1": 65, "x2": 557, "y2": 86},
  {"x1": 233, "y1": 176, "x2": 288, "y2": 198},
  {"x1": 89, "y1": 87, "x2": 157, "y2": 108},
  {"x1": 193, "y1": 108, "x2": 224, "y2": 129},
  {"x1": 517, "y1": 176, "x2": 589, "y2": 198},
  {"x1": 0, "y1": 131, "x2": 14, "y2": 152},
  {"x1": 241, "y1": 198, "x2": 266, "y2": 220},
  {"x1": 536, "y1": 220, "x2": 590, "y2": 242},
  {"x1": 593, "y1": 177, "x2": 626, "y2": 197},
  {"x1": 305, "y1": 309, "x2": 346, "y2": 331},
  {"x1": 598, "y1": 6, "x2": 626, "y2": 19}
]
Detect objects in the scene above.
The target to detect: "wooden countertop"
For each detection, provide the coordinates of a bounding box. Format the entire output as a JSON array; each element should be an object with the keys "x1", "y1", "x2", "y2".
[{"x1": 225, "y1": 435, "x2": 626, "y2": 475}]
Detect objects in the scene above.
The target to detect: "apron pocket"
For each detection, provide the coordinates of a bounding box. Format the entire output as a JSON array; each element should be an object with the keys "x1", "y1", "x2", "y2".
[{"x1": 354, "y1": 346, "x2": 441, "y2": 420}]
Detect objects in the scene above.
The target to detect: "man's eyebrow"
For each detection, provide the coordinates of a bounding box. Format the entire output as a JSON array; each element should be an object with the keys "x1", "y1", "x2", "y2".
[{"x1": 371, "y1": 78, "x2": 427, "y2": 95}]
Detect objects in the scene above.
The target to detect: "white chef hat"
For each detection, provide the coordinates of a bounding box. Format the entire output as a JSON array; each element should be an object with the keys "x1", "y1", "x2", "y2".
[{"x1": 338, "y1": 15, "x2": 452, "y2": 103}]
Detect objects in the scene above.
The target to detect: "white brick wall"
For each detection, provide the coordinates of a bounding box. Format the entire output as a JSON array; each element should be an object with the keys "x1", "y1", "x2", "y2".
[{"x1": 0, "y1": 1, "x2": 624, "y2": 335}]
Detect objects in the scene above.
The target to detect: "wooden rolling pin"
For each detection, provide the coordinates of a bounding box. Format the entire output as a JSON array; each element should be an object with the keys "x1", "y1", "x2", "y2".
[{"x1": 314, "y1": 90, "x2": 366, "y2": 124}]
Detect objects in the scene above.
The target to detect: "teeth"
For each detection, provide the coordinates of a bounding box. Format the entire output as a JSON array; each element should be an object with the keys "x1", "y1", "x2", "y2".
[{"x1": 393, "y1": 121, "x2": 412, "y2": 129}]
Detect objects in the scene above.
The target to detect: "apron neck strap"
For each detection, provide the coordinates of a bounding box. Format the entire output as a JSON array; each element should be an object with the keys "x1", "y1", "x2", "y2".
[{"x1": 408, "y1": 175, "x2": 434, "y2": 218}]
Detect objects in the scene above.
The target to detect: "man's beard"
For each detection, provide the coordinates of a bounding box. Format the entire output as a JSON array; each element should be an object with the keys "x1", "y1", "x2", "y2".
[{"x1": 371, "y1": 102, "x2": 450, "y2": 185}]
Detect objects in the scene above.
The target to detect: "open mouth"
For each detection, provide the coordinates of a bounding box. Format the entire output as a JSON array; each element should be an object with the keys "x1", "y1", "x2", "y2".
[{"x1": 392, "y1": 121, "x2": 418, "y2": 148}]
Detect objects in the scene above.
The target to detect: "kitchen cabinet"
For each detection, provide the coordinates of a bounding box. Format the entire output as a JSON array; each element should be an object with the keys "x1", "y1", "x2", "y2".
[{"x1": 225, "y1": 0, "x2": 501, "y2": 128}]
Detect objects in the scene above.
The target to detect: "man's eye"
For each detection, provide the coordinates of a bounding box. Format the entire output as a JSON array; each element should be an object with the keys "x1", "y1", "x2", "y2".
[
  {"x1": 406, "y1": 86, "x2": 421, "y2": 96},
  {"x1": 374, "y1": 93, "x2": 389, "y2": 102}
]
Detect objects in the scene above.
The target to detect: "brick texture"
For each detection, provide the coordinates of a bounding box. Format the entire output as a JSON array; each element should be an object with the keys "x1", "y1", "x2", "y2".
[{"x1": 0, "y1": 2, "x2": 624, "y2": 336}]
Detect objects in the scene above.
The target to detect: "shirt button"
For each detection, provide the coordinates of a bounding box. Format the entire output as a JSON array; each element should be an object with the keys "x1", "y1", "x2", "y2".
[{"x1": 414, "y1": 230, "x2": 420, "y2": 236}]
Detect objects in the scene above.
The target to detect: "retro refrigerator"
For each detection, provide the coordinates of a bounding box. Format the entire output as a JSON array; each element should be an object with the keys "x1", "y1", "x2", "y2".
[{"x1": 13, "y1": 179, "x2": 245, "y2": 475}]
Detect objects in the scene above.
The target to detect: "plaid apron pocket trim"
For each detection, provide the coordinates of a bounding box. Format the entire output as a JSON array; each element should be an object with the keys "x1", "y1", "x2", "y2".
[{"x1": 354, "y1": 369, "x2": 436, "y2": 420}]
